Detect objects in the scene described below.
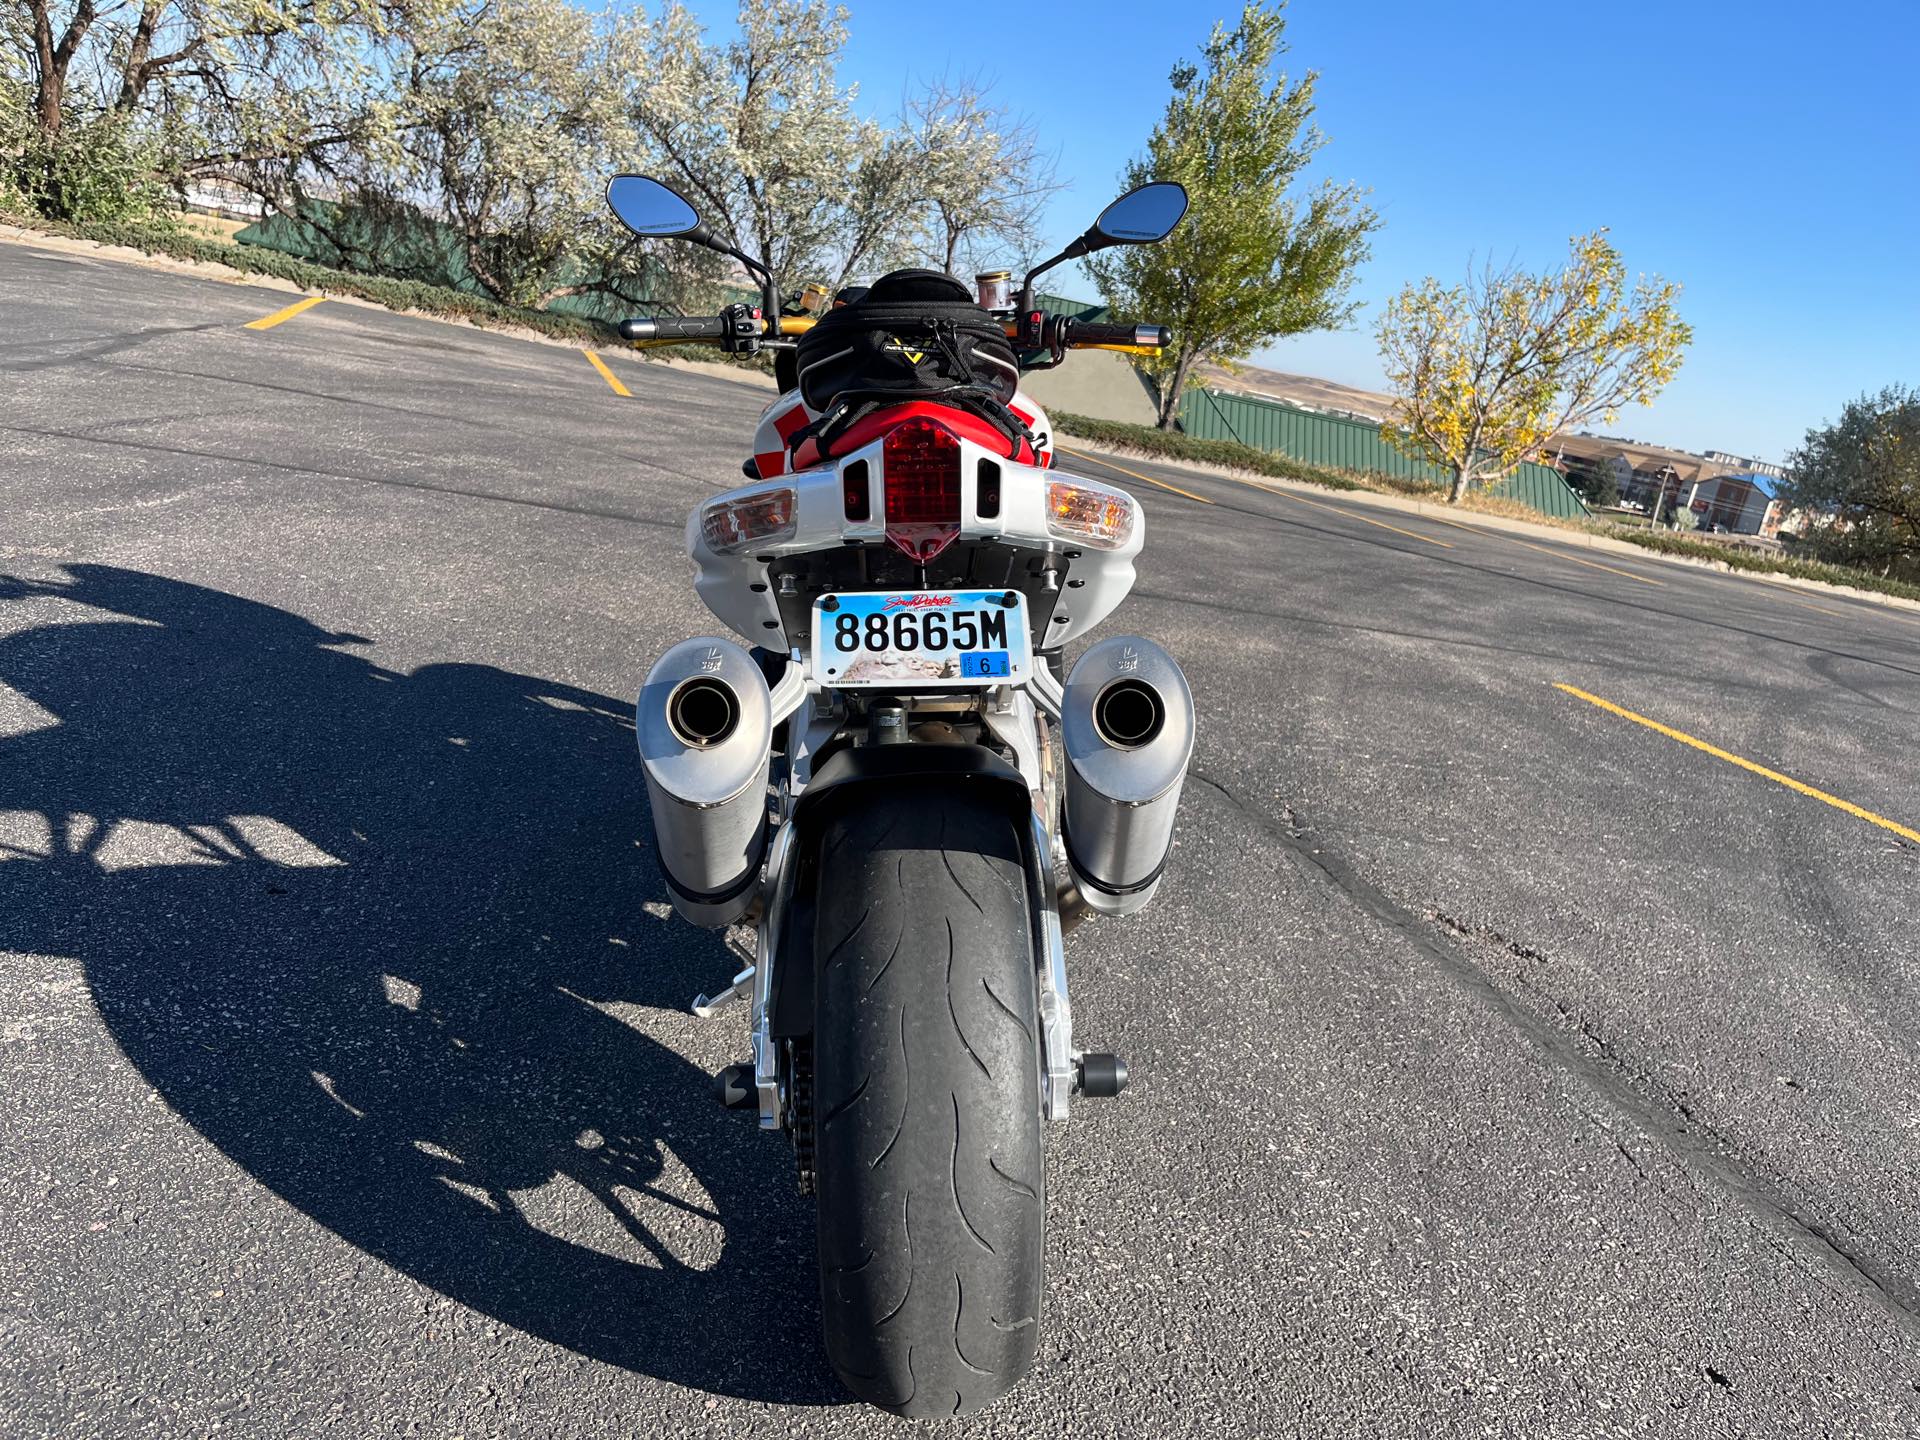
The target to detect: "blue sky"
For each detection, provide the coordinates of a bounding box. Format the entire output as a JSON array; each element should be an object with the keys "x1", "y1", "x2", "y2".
[{"x1": 673, "y1": 0, "x2": 1918, "y2": 463}]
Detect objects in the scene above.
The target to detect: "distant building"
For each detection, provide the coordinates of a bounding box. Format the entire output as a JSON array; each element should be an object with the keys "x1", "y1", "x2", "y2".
[
  {"x1": 1547, "y1": 433, "x2": 1785, "y2": 533},
  {"x1": 1701, "y1": 450, "x2": 1784, "y2": 479},
  {"x1": 1684, "y1": 473, "x2": 1781, "y2": 536}
]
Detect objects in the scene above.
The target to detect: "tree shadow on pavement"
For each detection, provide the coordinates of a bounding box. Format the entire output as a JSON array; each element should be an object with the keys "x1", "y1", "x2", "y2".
[{"x1": 0, "y1": 565, "x2": 838, "y2": 1406}]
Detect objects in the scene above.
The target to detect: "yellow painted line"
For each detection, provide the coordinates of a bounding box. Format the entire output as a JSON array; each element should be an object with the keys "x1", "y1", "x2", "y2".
[
  {"x1": 1555, "y1": 683, "x2": 1920, "y2": 844},
  {"x1": 1053, "y1": 445, "x2": 1213, "y2": 505},
  {"x1": 1254, "y1": 483, "x2": 1454, "y2": 548},
  {"x1": 1743, "y1": 583, "x2": 1842, "y2": 618},
  {"x1": 244, "y1": 295, "x2": 327, "y2": 331},
  {"x1": 1420, "y1": 510, "x2": 1663, "y2": 583},
  {"x1": 584, "y1": 349, "x2": 632, "y2": 397},
  {"x1": 1055, "y1": 444, "x2": 1213, "y2": 504},
  {"x1": 1492, "y1": 530, "x2": 1663, "y2": 586}
]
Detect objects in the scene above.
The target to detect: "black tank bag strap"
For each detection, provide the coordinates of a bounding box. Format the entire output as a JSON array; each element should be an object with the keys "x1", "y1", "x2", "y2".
[{"x1": 792, "y1": 268, "x2": 1029, "y2": 459}]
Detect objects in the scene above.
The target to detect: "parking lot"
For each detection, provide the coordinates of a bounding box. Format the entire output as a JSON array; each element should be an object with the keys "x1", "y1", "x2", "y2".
[{"x1": 4, "y1": 237, "x2": 1919, "y2": 1437}]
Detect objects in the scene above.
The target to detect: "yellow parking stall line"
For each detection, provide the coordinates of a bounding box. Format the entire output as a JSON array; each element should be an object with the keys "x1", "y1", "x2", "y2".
[
  {"x1": 1054, "y1": 444, "x2": 1213, "y2": 504},
  {"x1": 1555, "y1": 683, "x2": 1920, "y2": 845},
  {"x1": 584, "y1": 349, "x2": 632, "y2": 397},
  {"x1": 1487, "y1": 530, "x2": 1663, "y2": 586},
  {"x1": 1743, "y1": 583, "x2": 1843, "y2": 618},
  {"x1": 244, "y1": 295, "x2": 327, "y2": 331},
  {"x1": 1255, "y1": 484, "x2": 1454, "y2": 548}
]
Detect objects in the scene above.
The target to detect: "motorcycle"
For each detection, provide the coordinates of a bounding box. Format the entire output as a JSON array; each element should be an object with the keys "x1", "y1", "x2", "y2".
[{"x1": 605, "y1": 173, "x2": 1195, "y2": 1418}]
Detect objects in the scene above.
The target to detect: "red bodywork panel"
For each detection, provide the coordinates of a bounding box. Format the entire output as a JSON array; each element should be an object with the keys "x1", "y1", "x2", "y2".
[{"x1": 754, "y1": 400, "x2": 1047, "y2": 479}]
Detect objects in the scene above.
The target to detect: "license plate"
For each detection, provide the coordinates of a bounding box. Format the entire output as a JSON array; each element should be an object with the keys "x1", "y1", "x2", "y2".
[{"x1": 811, "y1": 589, "x2": 1031, "y2": 688}]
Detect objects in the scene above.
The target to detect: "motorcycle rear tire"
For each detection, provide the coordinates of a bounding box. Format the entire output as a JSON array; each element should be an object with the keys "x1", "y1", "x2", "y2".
[{"x1": 811, "y1": 788, "x2": 1045, "y2": 1418}]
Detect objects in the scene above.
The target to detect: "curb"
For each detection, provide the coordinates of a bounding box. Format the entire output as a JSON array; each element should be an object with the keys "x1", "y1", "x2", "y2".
[
  {"x1": 0, "y1": 223, "x2": 775, "y2": 392},
  {"x1": 1055, "y1": 432, "x2": 1920, "y2": 618}
]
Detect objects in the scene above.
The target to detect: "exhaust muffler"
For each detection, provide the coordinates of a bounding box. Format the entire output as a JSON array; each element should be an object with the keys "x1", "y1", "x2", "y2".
[
  {"x1": 636, "y1": 637, "x2": 773, "y2": 926},
  {"x1": 1060, "y1": 636, "x2": 1195, "y2": 917}
]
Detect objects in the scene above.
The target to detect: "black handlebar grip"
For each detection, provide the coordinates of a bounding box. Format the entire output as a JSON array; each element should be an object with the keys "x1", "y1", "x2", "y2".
[
  {"x1": 617, "y1": 315, "x2": 730, "y2": 341},
  {"x1": 1064, "y1": 320, "x2": 1171, "y2": 348}
]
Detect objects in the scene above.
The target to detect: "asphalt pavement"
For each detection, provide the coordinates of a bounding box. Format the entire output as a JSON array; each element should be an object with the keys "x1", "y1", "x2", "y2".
[{"x1": 3, "y1": 238, "x2": 1918, "y2": 1439}]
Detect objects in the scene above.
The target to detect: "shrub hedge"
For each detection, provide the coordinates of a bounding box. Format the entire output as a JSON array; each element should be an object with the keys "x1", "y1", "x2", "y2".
[
  {"x1": 0, "y1": 210, "x2": 765, "y2": 368},
  {"x1": 1046, "y1": 410, "x2": 1363, "y2": 491},
  {"x1": 1604, "y1": 527, "x2": 1920, "y2": 603}
]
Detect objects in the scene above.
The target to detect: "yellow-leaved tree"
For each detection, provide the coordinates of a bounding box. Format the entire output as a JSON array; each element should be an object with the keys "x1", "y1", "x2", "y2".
[{"x1": 1376, "y1": 232, "x2": 1692, "y2": 503}]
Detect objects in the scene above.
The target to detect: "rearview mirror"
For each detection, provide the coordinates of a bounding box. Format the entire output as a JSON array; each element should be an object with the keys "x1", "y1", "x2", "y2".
[
  {"x1": 606, "y1": 174, "x2": 703, "y2": 237},
  {"x1": 1091, "y1": 182, "x2": 1189, "y2": 247}
]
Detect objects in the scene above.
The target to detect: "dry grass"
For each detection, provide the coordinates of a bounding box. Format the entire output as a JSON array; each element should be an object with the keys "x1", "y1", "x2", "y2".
[
  {"x1": 171, "y1": 211, "x2": 248, "y2": 244},
  {"x1": 1454, "y1": 493, "x2": 1598, "y2": 531}
]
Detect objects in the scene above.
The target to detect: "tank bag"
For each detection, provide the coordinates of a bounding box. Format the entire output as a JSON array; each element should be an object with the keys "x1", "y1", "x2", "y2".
[{"x1": 791, "y1": 269, "x2": 1031, "y2": 459}]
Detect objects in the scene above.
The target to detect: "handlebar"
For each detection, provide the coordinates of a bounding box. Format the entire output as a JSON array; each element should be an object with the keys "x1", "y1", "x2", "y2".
[
  {"x1": 617, "y1": 315, "x2": 730, "y2": 341},
  {"x1": 614, "y1": 309, "x2": 1170, "y2": 356},
  {"x1": 1059, "y1": 320, "x2": 1172, "y2": 349}
]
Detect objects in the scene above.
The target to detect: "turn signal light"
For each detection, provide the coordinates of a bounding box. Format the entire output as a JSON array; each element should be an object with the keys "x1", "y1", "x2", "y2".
[
  {"x1": 701, "y1": 485, "x2": 796, "y2": 553},
  {"x1": 1046, "y1": 477, "x2": 1137, "y2": 550}
]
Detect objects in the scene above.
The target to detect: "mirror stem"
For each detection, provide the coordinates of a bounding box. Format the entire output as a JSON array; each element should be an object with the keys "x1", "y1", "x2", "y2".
[{"x1": 1018, "y1": 230, "x2": 1104, "y2": 314}]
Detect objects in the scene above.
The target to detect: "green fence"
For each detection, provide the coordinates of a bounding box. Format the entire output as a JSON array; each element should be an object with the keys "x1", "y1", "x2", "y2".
[
  {"x1": 234, "y1": 201, "x2": 677, "y2": 326},
  {"x1": 1179, "y1": 386, "x2": 1593, "y2": 520}
]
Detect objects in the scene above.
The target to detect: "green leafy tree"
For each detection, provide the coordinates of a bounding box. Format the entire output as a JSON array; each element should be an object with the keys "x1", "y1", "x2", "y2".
[
  {"x1": 1779, "y1": 385, "x2": 1920, "y2": 579},
  {"x1": 1572, "y1": 458, "x2": 1620, "y2": 508},
  {"x1": 1085, "y1": 2, "x2": 1378, "y2": 430},
  {"x1": 1377, "y1": 231, "x2": 1692, "y2": 503}
]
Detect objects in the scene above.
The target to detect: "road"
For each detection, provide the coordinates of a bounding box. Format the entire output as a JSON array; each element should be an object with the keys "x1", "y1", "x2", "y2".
[{"x1": 3, "y1": 239, "x2": 1918, "y2": 1438}]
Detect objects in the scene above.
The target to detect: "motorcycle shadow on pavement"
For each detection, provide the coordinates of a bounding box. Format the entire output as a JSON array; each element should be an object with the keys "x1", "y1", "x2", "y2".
[{"x1": 0, "y1": 565, "x2": 840, "y2": 1406}]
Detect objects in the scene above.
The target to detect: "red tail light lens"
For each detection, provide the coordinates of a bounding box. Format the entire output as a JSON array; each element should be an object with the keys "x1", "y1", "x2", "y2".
[{"x1": 882, "y1": 418, "x2": 962, "y2": 561}]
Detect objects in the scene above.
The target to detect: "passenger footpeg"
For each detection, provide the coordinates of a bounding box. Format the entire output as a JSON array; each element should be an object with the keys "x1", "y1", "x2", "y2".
[
  {"x1": 1075, "y1": 1052, "x2": 1129, "y2": 1099},
  {"x1": 691, "y1": 964, "x2": 755, "y2": 1018}
]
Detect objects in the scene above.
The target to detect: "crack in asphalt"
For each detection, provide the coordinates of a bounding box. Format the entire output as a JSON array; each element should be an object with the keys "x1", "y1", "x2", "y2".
[
  {"x1": 0, "y1": 322, "x2": 230, "y2": 370},
  {"x1": 0, "y1": 422, "x2": 688, "y2": 532},
  {"x1": 1188, "y1": 767, "x2": 1920, "y2": 1344}
]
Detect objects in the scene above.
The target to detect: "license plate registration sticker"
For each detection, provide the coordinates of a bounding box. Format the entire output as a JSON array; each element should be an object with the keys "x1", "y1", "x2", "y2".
[{"x1": 811, "y1": 590, "x2": 1031, "y2": 688}]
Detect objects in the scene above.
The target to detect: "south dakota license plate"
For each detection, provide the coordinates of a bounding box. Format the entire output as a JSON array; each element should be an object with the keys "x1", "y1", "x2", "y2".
[{"x1": 811, "y1": 589, "x2": 1031, "y2": 688}]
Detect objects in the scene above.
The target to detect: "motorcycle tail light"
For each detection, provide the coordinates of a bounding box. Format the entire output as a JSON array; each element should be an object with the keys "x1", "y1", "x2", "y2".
[
  {"x1": 701, "y1": 485, "x2": 796, "y2": 553},
  {"x1": 1046, "y1": 477, "x2": 1137, "y2": 550},
  {"x1": 882, "y1": 418, "x2": 962, "y2": 561}
]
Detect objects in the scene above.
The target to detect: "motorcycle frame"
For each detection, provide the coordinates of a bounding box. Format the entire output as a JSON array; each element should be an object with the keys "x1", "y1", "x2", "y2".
[{"x1": 746, "y1": 654, "x2": 1080, "y2": 1132}]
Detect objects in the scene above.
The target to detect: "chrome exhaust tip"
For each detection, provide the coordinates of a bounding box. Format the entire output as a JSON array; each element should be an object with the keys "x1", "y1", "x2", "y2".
[
  {"x1": 637, "y1": 639, "x2": 774, "y2": 927},
  {"x1": 1060, "y1": 637, "x2": 1194, "y2": 917}
]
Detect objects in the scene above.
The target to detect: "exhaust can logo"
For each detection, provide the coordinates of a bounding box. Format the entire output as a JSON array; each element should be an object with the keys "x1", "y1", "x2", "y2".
[
  {"x1": 700, "y1": 646, "x2": 725, "y2": 673},
  {"x1": 1115, "y1": 645, "x2": 1141, "y2": 673},
  {"x1": 882, "y1": 594, "x2": 955, "y2": 611}
]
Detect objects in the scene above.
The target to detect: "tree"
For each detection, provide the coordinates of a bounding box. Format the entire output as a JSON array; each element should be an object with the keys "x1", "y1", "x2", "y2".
[
  {"x1": 1085, "y1": 2, "x2": 1378, "y2": 429},
  {"x1": 632, "y1": 0, "x2": 867, "y2": 303},
  {"x1": 1568, "y1": 457, "x2": 1619, "y2": 508},
  {"x1": 1778, "y1": 385, "x2": 1920, "y2": 579},
  {"x1": 386, "y1": 0, "x2": 653, "y2": 309},
  {"x1": 899, "y1": 75, "x2": 1061, "y2": 277},
  {"x1": 4, "y1": 0, "x2": 436, "y2": 219},
  {"x1": 1377, "y1": 231, "x2": 1692, "y2": 504}
]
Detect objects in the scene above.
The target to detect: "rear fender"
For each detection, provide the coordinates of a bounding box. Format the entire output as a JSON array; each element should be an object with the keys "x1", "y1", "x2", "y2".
[{"x1": 768, "y1": 744, "x2": 1039, "y2": 1042}]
